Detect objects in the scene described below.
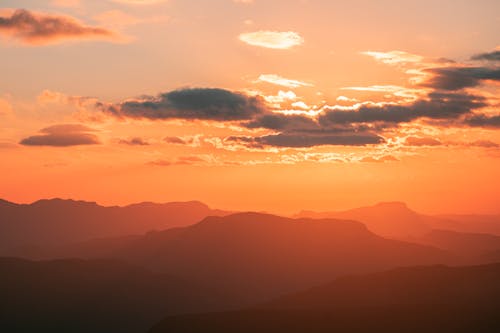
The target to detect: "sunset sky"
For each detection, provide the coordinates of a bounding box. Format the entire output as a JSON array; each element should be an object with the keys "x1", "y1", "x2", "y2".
[{"x1": 1, "y1": 0, "x2": 499, "y2": 214}]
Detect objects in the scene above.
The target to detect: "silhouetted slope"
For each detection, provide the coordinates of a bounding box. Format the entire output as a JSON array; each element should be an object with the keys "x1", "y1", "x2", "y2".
[
  {"x1": 0, "y1": 198, "x2": 230, "y2": 257},
  {"x1": 107, "y1": 212, "x2": 455, "y2": 305},
  {"x1": 149, "y1": 263, "x2": 500, "y2": 333},
  {"x1": 0, "y1": 257, "x2": 226, "y2": 333},
  {"x1": 414, "y1": 229, "x2": 500, "y2": 260},
  {"x1": 436, "y1": 214, "x2": 500, "y2": 235},
  {"x1": 265, "y1": 263, "x2": 500, "y2": 309}
]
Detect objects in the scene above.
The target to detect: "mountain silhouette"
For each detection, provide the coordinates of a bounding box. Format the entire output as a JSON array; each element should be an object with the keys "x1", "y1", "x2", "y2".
[
  {"x1": 0, "y1": 198, "x2": 230, "y2": 257},
  {"x1": 435, "y1": 213, "x2": 500, "y2": 235},
  {"x1": 414, "y1": 229, "x2": 500, "y2": 261},
  {"x1": 89, "y1": 212, "x2": 457, "y2": 306},
  {"x1": 296, "y1": 201, "x2": 500, "y2": 238},
  {"x1": 0, "y1": 257, "x2": 228, "y2": 333},
  {"x1": 149, "y1": 263, "x2": 500, "y2": 333}
]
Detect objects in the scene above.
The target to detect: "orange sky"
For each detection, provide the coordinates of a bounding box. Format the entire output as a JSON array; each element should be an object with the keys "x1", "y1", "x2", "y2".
[{"x1": 1, "y1": 0, "x2": 499, "y2": 214}]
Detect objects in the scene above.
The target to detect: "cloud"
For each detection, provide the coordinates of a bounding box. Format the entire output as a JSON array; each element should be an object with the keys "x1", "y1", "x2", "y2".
[
  {"x1": 466, "y1": 114, "x2": 500, "y2": 128},
  {"x1": 149, "y1": 155, "x2": 215, "y2": 167},
  {"x1": 227, "y1": 132, "x2": 383, "y2": 148},
  {"x1": 0, "y1": 9, "x2": 118, "y2": 45},
  {"x1": 20, "y1": 124, "x2": 100, "y2": 147},
  {"x1": 319, "y1": 92, "x2": 486, "y2": 125},
  {"x1": 360, "y1": 155, "x2": 399, "y2": 163},
  {"x1": 239, "y1": 31, "x2": 303, "y2": 49},
  {"x1": 361, "y1": 51, "x2": 423, "y2": 65},
  {"x1": 468, "y1": 140, "x2": 499, "y2": 148},
  {"x1": 244, "y1": 113, "x2": 318, "y2": 131},
  {"x1": 118, "y1": 137, "x2": 149, "y2": 145},
  {"x1": 422, "y1": 67, "x2": 500, "y2": 91},
  {"x1": 233, "y1": 0, "x2": 254, "y2": 3},
  {"x1": 404, "y1": 136, "x2": 442, "y2": 146},
  {"x1": 471, "y1": 50, "x2": 500, "y2": 62},
  {"x1": 255, "y1": 74, "x2": 313, "y2": 88},
  {"x1": 105, "y1": 88, "x2": 267, "y2": 121},
  {"x1": 164, "y1": 136, "x2": 201, "y2": 146}
]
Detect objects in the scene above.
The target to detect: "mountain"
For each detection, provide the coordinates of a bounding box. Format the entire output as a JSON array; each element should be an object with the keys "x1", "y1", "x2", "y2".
[
  {"x1": 296, "y1": 201, "x2": 500, "y2": 238},
  {"x1": 296, "y1": 202, "x2": 434, "y2": 238},
  {"x1": 0, "y1": 198, "x2": 231, "y2": 257},
  {"x1": 414, "y1": 229, "x2": 500, "y2": 260},
  {"x1": 96, "y1": 212, "x2": 456, "y2": 306},
  {"x1": 0, "y1": 257, "x2": 228, "y2": 333},
  {"x1": 149, "y1": 263, "x2": 500, "y2": 333},
  {"x1": 435, "y1": 214, "x2": 500, "y2": 235}
]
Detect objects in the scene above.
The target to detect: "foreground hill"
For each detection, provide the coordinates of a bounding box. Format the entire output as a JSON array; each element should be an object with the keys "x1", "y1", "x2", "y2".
[
  {"x1": 0, "y1": 198, "x2": 230, "y2": 257},
  {"x1": 296, "y1": 201, "x2": 500, "y2": 238},
  {"x1": 149, "y1": 263, "x2": 500, "y2": 333},
  {"x1": 0, "y1": 257, "x2": 227, "y2": 333},
  {"x1": 98, "y1": 212, "x2": 456, "y2": 305}
]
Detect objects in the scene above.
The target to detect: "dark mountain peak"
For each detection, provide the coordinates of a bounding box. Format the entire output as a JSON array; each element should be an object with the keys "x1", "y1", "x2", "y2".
[
  {"x1": 0, "y1": 198, "x2": 17, "y2": 207},
  {"x1": 125, "y1": 200, "x2": 210, "y2": 210},
  {"x1": 31, "y1": 198, "x2": 100, "y2": 208}
]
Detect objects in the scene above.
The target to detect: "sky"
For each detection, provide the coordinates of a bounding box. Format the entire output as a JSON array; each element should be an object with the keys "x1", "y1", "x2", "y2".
[{"x1": 0, "y1": 0, "x2": 499, "y2": 214}]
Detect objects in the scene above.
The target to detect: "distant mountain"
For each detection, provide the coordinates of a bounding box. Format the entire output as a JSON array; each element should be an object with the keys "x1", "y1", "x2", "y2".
[
  {"x1": 0, "y1": 257, "x2": 228, "y2": 333},
  {"x1": 296, "y1": 202, "x2": 500, "y2": 238},
  {"x1": 414, "y1": 229, "x2": 500, "y2": 260},
  {"x1": 96, "y1": 212, "x2": 456, "y2": 306},
  {"x1": 435, "y1": 214, "x2": 500, "y2": 235},
  {"x1": 296, "y1": 202, "x2": 434, "y2": 238},
  {"x1": 0, "y1": 198, "x2": 231, "y2": 257},
  {"x1": 149, "y1": 263, "x2": 500, "y2": 333}
]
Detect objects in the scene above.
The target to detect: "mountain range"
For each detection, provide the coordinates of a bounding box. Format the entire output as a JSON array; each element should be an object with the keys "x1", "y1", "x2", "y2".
[{"x1": 149, "y1": 263, "x2": 500, "y2": 333}]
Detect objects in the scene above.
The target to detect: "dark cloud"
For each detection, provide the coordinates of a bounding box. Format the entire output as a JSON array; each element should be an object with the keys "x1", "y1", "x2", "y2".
[
  {"x1": 468, "y1": 140, "x2": 499, "y2": 148},
  {"x1": 109, "y1": 88, "x2": 267, "y2": 121},
  {"x1": 0, "y1": 9, "x2": 116, "y2": 45},
  {"x1": 164, "y1": 136, "x2": 187, "y2": 144},
  {"x1": 319, "y1": 92, "x2": 486, "y2": 126},
  {"x1": 244, "y1": 113, "x2": 318, "y2": 131},
  {"x1": 227, "y1": 132, "x2": 383, "y2": 148},
  {"x1": 405, "y1": 136, "x2": 442, "y2": 146},
  {"x1": 466, "y1": 114, "x2": 500, "y2": 128},
  {"x1": 20, "y1": 124, "x2": 100, "y2": 147},
  {"x1": 118, "y1": 137, "x2": 149, "y2": 145},
  {"x1": 422, "y1": 67, "x2": 500, "y2": 91},
  {"x1": 471, "y1": 50, "x2": 500, "y2": 62}
]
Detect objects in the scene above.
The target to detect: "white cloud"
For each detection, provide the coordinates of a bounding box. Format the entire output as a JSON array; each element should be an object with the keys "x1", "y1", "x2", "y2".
[
  {"x1": 239, "y1": 31, "x2": 303, "y2": 49},
  {"x1": 361, "y1": 50, "x2": 423, "y2": 65},
  {"x1": 256, "y1": 74, "x2": 313, "y2": 88}
]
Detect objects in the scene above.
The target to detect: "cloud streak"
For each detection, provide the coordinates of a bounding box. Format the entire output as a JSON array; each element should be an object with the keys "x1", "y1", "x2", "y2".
[
  {"x1": 0, "y1": 9, "x2": 118, "y2": 45},
  {"x1": 20, "y1": 124, "x2": 100, "y2": 147},
  {"x1": 256, "y1": 74, "x2": 313, "y2": 88}
]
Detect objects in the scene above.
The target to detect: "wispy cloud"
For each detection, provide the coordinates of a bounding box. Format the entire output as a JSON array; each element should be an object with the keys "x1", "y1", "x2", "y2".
[
  {"x1": 239, "y1": 30, "x2": 303, "y2": 49},
  {"x1": 0, "y1": 9, "x2": 120, "y2": 45},
  {"x1": 361, "y1": 50, "x2": 423, "y2": 65},
  {"x1": 256, "y1": 74, "x2": 313, "y2": 88}
]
